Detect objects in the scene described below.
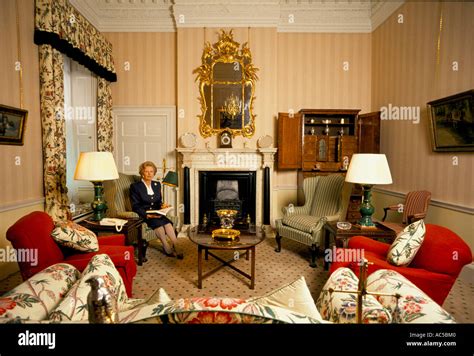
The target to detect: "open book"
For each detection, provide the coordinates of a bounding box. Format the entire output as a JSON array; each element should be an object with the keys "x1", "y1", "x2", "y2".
[{"x1": 146, "y1": 207, "x2": 173, "y2": 216}]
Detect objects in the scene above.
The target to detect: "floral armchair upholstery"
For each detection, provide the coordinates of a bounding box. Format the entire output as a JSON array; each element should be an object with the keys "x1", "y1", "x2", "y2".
[
  {"x1": 103, "y1": 173, "x2": 179, "y2": 261},
  {"x1": 275, "y1": 174, "x2": 345, "y2": 267}
]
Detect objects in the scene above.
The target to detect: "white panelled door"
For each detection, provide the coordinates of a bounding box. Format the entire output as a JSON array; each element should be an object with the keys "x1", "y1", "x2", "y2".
[{"x1": 114, "y1": 107, "x2": 177, "y2": 206}]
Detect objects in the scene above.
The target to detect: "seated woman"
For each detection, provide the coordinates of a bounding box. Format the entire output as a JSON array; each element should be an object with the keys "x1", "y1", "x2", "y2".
[{"x1": 130, "y1": 161, "x2": 183, "y2": 259}]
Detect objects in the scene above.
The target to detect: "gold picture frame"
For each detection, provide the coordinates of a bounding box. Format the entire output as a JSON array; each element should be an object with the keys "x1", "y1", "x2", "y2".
[
  {"x1": 0, "y1": 104, "x2": 28, "y2": 146},
  {"x1": 427, "y1": 89, "x2": 474, "y2": 152},
  {"x1": 193, "y1": 30, "x2": 259, "y2": 138}
]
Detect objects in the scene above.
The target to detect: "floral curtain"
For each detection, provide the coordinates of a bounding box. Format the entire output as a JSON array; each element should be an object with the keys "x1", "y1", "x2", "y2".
[
  {"x1": 38, "y1": 45, "x2": 70, "y2": 221},
  {"x1": 34, "y1": 0, "x2": 117, "y2": 82},
  {"x1": 97, "y1": 78, "x2": 114, "y2": 152},
  {"x1": 35, "y1": 0, "x2": 116, "y2": 221}
]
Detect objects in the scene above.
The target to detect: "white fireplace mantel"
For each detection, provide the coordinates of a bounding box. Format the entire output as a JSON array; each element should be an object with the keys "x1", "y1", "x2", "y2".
[{"x1": 177, "y1": 147, "x2": 277, "y2": 233}]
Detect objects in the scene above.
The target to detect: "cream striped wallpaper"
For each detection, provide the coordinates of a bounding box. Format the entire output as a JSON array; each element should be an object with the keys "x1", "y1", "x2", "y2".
[
  {"x1": 0, "y1": 0, "x2": 43, "y2": 207},
  {"x1": 372, "y1": 1, "x2": 474, "y2": 208},
  {"x1": 105, "y1": 32, "x2": 176, "y2": 106}
]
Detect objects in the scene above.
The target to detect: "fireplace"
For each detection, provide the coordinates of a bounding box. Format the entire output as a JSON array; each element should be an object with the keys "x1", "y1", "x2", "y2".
[
  {"x1": 177, "y1": 147, "x2": 277, "y2": 234},
  {"x1": 199, "y1": 171, "x2": 256, "y2": 228}
]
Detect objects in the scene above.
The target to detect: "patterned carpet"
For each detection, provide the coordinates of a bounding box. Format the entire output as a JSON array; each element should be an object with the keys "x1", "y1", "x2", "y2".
[
  {"x1": 0, "y1": 236, "x2": 472, "y2": 323},
  {"x1": 133, "y1": 237, "x2": 329, "y2": 302}
]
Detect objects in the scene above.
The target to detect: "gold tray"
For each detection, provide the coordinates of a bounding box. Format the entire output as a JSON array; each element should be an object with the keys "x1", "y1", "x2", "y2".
[{"x1": 211, "y1": 228, "x2": 240, "y2": 241}]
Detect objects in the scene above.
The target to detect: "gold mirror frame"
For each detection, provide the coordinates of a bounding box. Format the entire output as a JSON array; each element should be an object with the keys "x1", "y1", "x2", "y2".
[{"x1": 194, "y1": 30, "x2": 259, "y2": 138}]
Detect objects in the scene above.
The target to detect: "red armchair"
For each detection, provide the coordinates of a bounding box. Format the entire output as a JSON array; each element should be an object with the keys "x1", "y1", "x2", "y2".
[
  {"x1": 6, "y1": 211, "x2": 137, "y2": 297},
  {"x1": 329, "y1": 224, "x2": 472, "y2": 305}
]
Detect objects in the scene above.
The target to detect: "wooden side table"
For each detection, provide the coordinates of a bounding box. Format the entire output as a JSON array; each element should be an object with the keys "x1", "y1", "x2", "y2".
[
  {"x1": 79, "y1": 218, "x2": 145, "y2": 266},
  {"x1": 323, "y1": 221, "x2": 396, "y2": 270}
]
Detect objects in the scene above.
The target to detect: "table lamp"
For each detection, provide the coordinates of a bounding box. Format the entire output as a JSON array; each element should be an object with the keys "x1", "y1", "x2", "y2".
[
  {"x1": 74, "y1": 151, "x2": 119, "y2": 221},
  {"x1": 162, "y1": 170, "x2": 178, "y2": 203},
  {"x1": 345, "y1": 154, "x2": 392, "y2": 228}
]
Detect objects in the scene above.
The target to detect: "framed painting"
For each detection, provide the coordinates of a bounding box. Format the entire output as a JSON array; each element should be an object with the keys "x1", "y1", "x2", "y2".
[
  {"x1": 0, "y1": 104, "x2": 28, "y2": 146},
  {"x1": 427, "y1": 90, "x2": 474, "y2": 152}
]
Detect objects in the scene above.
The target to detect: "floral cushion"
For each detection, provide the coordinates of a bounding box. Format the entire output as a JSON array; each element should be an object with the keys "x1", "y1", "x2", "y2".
[
  {"x1": 0, "y1": 264, "x2": 80, "y2": 321},
  {"x1": 316, "y1": 267, "x2": 392, "y2": 324},
  {"x1": 367, "y1": 269, "x2": 455, "y2": 324},
  {"x1": 387, "y1": 219, "x2": 426, "y2": 266},
  {"x1": 247, "y1": 276, "x2": 323, "y2": 321},
  {"x1": 118, "y1": 297, "x2": 323, "y2": 324},
  {"x1": 51, "y1": 221, "x2": 99, "y2": 252},
  {"x1": 49, "y1": 254, "x2": 141, "y2": 322}
]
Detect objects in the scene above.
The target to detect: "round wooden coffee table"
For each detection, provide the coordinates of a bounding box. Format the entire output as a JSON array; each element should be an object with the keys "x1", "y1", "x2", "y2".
[{"x1": 189, "y1": 226, "x2": 265, "y2": 289}]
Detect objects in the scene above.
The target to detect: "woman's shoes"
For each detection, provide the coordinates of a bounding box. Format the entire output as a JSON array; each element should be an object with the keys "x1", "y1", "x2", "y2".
[
  {"x1": 164, "y1": 251, "x2": 176, "y2": 257},
  {"x1": 164, "y1": 249, "x2": 183, "y2": 259}
]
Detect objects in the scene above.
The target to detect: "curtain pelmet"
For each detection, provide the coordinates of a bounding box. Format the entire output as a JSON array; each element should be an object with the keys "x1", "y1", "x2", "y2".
[{"x1": 35, "y1": 0, "x2": 117, "y2": 82}]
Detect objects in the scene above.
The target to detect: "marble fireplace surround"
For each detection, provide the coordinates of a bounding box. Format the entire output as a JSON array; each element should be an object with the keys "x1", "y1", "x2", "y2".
[{"x1": 177, "y1": 148, "x2": 277, "y2": 235}]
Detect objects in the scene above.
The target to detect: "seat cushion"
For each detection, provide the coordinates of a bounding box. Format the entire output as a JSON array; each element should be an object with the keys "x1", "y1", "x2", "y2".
[
  {"x1": 0, "y1": 264, "x2": 80, "y2": 321},
  {"x1": 282, "y1": 214, "x2": 321, "y2": 234},
  {"x1": 247, "y1": 276, "x2": 322, "y2": 320},
  {"x1": 49, "y1": 254, "x2": 140, "y2": 322}
]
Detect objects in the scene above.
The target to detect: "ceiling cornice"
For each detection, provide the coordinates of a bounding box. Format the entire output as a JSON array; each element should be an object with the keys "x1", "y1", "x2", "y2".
[
  {"x1": 69, "y1": 0, "x2": 405, "y2": 33},
  {"x1": 370, "y1": 1, "x2": 405, "y2": 31}
]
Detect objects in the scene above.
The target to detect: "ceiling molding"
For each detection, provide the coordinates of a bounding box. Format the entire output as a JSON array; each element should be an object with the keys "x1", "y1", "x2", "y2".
[
  {"x1": 69, "y1": 0, "x2": 403, "y2": 33},
  {"x1": 370, "y1": 1, "x2": 405, "y2": 31}
]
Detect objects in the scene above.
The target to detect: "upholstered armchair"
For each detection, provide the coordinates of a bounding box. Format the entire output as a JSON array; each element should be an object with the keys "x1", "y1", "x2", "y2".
[
  {"x1": 328, "y1": 224, "x2": 472, "y2": 305},
  {"x1": 6, "y1": 212, "x2": 137, "y2": 297},
  {"x1": 103, "y1": 173, "x2": 178, "y2": 261},
  {"x1": 382, "y1": 190, "x2": 431, "y2": 234},
  {"x1": 275, "y1": 174, "x2": 345, "y2": 267}
]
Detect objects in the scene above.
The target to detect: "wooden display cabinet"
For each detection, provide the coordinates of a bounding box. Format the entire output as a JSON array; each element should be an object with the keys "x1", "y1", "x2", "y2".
[{"x1": 278, "y1": 109, "x2": 381, "y2": 223}]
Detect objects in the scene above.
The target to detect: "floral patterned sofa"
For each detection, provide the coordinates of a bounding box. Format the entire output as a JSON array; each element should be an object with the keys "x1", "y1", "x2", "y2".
[
  {"x1": 0, "y1": 255, "x2": 454, "y2": 324},
  {"x1": 0, "y1": 254, "x2": 324, "y2": 324}
]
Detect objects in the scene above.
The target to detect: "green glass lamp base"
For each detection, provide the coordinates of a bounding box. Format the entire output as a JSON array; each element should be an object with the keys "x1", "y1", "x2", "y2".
[
  {"x1": 91, "y1": 181, "x2": 107, "y2": 221},
  {"x1": 358, "y1": 184, "x2": 375, "y2": 228}
]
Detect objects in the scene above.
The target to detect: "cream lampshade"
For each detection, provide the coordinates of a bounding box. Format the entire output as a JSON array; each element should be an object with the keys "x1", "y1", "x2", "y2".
[
  {"x1": 345, "y1": 154, "x2": 392, "y2": 227},
  {"x1": 74, "y1": 152, "x2": 119, "y2": 221}
]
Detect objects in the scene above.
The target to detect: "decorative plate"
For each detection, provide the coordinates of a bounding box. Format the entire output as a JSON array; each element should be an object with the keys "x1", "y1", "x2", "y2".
[
  {"x1": 180, "y1": 132, "x2": 197, "y2": 148},
  {"x1": 257, "y1": 135, "x2": 273, "y2": 148}
]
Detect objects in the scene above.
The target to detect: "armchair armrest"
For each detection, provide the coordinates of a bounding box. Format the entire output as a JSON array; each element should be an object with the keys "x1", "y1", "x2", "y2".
[
  {"x1": 98, "y1": 234, "x2": 126, "y2": 246},
  {"x1": 348, "y1": 236, "x2": 391, "y2": 257},
  {"x1": 382, "y1": 205, "x2": 402, "y2": 221},
  {"x1": 407, "y1": 213, "x2": 426, "y2": 224}
]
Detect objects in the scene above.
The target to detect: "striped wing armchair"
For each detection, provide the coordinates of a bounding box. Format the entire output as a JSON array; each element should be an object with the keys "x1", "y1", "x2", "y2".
[
  {"x1": 275, "y1": 174, "x2": 345, "y2": 267},
  {"x1": 104, "y1": 173, "x2": 178, "y2": 262}
]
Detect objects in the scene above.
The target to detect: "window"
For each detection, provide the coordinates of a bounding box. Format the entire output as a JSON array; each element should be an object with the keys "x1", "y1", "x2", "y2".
[{"x1": 63, "y1": 55, "x2": 98, "y2": 218}]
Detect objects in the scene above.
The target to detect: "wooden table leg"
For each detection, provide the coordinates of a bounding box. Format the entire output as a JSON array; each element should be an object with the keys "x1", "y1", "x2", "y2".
[
  {"x1": 250, "y1": 247, "x2": 255, "y2": 289},
  {"x1": 198, "y1": 246, "x2": 203, "y2": 289},
  {"x1": 205, "y1": 249, "x2": 208, "y2": 260}
]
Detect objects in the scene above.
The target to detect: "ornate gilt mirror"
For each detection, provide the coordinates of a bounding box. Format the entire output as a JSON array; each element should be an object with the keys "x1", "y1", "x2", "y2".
[{"x1": 194, "y1": 30, "x2": 258, "y2": 138}]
